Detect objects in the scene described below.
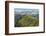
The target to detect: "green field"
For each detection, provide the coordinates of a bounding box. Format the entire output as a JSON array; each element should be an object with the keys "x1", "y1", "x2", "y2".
[{"x1": 15, "y1": 15, "x2": 39, "y2": 27}]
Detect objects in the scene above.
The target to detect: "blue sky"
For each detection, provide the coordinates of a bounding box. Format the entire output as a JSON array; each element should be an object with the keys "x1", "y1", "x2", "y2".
[{"x1": 14, "y1": 8, "x2": 39, "y2": 15}]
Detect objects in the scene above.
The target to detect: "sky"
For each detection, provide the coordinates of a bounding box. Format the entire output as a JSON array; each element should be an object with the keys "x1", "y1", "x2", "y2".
[{"x1": 14, "y1": 8, "x2": 39, "y2": 15}]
